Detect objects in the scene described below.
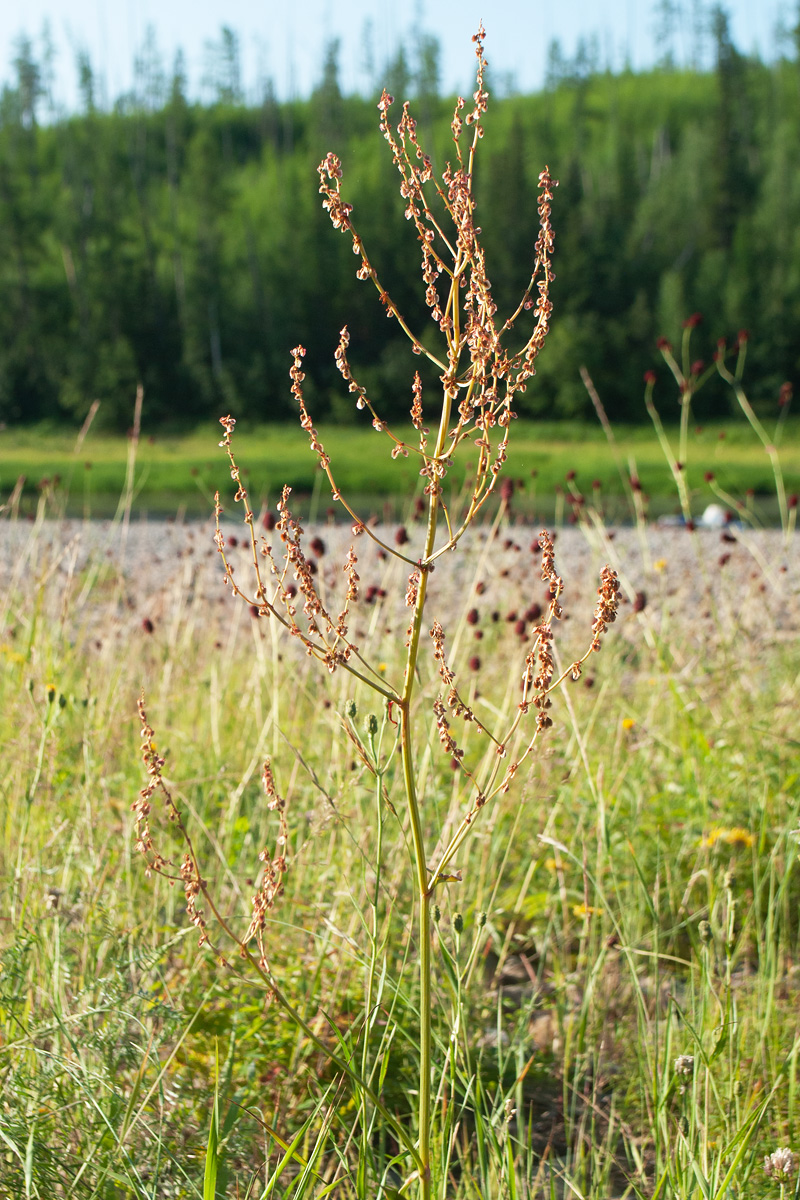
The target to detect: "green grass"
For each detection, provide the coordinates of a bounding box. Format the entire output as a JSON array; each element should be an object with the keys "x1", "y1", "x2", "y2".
[
  {"x1": 3, "y1": 416, "x2": 799, "y2": 520},
  {"x1": 1, "y1": 486, "x2": 799, "y2": 1196}
]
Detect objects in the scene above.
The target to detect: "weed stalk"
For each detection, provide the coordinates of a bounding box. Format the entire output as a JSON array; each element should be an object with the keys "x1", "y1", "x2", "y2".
[{"x1": 133, "y1": 27, "x2": 622, "y2": 1195}]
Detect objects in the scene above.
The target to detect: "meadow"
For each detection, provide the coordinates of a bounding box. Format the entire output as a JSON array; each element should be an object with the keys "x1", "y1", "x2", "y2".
[
  {"x1": 3, "y1": 414, "x2": 799, "y2": 522},
  {"x1": 2, "y1": 27, "x2": 800, "y2": 1200},
  {"x1": 1, "y1": 469, "x2": 798, "y2": 1197}
]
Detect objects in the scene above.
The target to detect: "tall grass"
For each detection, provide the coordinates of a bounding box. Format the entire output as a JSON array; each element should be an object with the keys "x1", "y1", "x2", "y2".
[{"x1": 1, "y1": 501, "x2": 799, "y2": 1197}]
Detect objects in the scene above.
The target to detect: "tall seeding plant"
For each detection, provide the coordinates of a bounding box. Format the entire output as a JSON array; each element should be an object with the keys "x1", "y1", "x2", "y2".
[{"x1": 135, "y1": 28, "x2": 621, "y2": 1197}]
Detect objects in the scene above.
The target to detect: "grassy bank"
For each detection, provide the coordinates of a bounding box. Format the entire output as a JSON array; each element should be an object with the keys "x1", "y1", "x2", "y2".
[{"x1": 2, "y1": 417, "x2": 799, "y2": 520}]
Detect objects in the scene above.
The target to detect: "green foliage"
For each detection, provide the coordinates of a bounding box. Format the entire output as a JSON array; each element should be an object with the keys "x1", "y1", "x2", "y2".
[
  {"x1": 2, "y1": 417, "x2": 798, "y2": 520},
  {"x1": 1, "y1": 38, "x2": 799, "y2": 428}
]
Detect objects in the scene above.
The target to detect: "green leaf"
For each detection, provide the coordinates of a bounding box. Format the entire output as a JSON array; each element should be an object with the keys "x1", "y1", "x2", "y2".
[{"x1": 203, "y1": 1044, "x2": 220, "y2": 1200}]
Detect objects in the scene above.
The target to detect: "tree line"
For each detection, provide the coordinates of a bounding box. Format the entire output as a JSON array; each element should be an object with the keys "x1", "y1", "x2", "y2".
[{"x1": 1, "y1": 8, "x2": 799, "y2": 429}]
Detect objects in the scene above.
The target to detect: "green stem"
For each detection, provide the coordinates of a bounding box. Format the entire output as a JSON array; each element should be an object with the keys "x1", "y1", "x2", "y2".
[
  {"x1": 398, "y1": 378, "x2": 456, "y2": 1198},
  {"x1": 400, "y1": 663, "x2": 433, "y2": 1199},
  {"x1": 13, "y1": 706, "x2": 54, "y2": 924},
  {"x1": 360, "y1": 759, "x2": 385, "y2": 1172}
]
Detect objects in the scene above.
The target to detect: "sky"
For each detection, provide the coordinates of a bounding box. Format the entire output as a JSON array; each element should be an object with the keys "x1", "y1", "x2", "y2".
[{"x1": 0, "y1": 0, "x2": 794, "y2": 110}]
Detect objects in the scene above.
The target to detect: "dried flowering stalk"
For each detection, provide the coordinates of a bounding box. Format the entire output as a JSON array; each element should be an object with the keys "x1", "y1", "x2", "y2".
[
  {"x1": 136, "y1": 27, "x2": 619, "y2": 1199},
  {"x1": 133, "y1": 696, "x2": 421, "y2": 1171},
  {"x1": 134, "y1": 694, "x2": 288, "y2": 969}
]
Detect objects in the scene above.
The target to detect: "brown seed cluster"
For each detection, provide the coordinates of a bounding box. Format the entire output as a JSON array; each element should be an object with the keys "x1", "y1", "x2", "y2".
[
  {"x1": 134, "y1": 696, "x2": 210, "y2": 948},
  {"x1": 243, "y1": 760, "x2": 289, "y2": 970},
  {"x1": 213, "y1": 451, "x2": 368, "y2": 677},
  {"x1": 429, "y1": 620, "x2": 455, "y2": 686},
  {"x1": 314, "y1": 24, "x2": 557, "y2": 543},
  {"x1": 590, "y1": 565, "x2": 622, "y2": 653},
  {"x1": 135, "y1": 696, "x2": 290, "y2": 973}
]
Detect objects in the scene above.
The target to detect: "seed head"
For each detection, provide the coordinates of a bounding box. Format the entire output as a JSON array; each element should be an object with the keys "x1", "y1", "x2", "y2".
[{"x1": 764, "y1": 1148, "x2": 797, "y2": 1181}]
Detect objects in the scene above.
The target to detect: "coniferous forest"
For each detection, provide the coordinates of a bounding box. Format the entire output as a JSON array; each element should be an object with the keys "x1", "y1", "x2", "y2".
[{"x1": 1, "y1": 8, "x2": 799, "y2": 430}]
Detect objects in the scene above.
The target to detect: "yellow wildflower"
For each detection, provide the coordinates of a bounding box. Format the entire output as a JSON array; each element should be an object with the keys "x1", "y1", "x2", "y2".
[
  {"x1": 622, "y1": 717, "x2": 635, "y2": 731},
  {"x1": 702, "y1": 827, "x2": 754, "y2": 850},
  {"x1": 572, "y1": 903, "x2": 603, "y2": 918}
]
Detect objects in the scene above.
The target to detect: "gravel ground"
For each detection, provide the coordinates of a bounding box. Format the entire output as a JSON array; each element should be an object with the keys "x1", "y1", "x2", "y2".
[{"x1": 4, "y1": 515, "x2": 799, "y2": 665}]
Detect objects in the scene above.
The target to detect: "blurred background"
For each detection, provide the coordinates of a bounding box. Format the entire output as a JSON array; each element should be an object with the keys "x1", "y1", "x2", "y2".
[{"x1": 0, "y1": 0, "x2": 797, "y2": 430}]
